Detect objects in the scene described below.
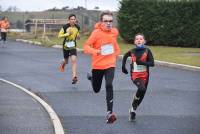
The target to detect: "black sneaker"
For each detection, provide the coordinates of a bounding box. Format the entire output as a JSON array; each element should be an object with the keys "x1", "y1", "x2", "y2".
[
  {"x1": 72, "y1": 77, "x2": 78, "y2": 84},
  {"x1": 129, "y1": 109, "x2": 136, "y2": 121}
]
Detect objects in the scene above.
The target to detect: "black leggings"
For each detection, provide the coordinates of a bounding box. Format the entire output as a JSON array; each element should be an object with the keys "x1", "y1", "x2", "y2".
[
  {"x1": 132, "y1": 78, "x2": 148, "y2": 110},
  {"x1": 92, "y1": 67, "x2": 115, "y2": 112},
  {"x1": 1, "y1": 32, "x2": 7, "y2": 41}
]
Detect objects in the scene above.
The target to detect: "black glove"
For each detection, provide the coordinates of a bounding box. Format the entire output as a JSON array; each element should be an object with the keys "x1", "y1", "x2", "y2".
[{"x1": 122, "y1": 66, "x2": 128, "y2": 74}]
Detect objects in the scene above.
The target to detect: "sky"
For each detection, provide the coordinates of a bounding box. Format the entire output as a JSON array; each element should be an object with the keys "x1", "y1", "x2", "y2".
[{"x1": 0, "y1": 0, "x2": 121, "y2": 11}]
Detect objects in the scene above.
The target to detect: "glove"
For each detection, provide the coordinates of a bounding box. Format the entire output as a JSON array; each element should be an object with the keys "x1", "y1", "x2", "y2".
[{"x1": 122, "y1": 66, "x2": 128, "y2": 74}]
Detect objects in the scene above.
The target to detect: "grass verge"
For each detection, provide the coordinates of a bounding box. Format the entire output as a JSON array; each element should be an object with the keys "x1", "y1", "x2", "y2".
[{"x1": 9, "y1": 32, "x2": 200, "y2": 67}]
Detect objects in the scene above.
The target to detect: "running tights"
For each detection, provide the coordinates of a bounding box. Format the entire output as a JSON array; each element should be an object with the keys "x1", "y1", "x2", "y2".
[
  {"x1": 92, "y1": 67, "x2": 115, "y2": 113},
  {"x1": 1, "y1": 32, "x2": 7, "y2": 42},
  {"x1": 132, "y1": 78, "x2": 148, "y2": 110}
]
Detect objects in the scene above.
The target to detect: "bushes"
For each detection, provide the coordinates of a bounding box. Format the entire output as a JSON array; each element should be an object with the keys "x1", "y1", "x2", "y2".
[{"x1": 117, "y1": 0, "x2": 200, "y2": 47}]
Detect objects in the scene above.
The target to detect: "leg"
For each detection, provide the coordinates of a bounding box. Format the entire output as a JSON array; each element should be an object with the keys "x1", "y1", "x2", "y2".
[
  {"x1": 71, "y1": 55, "x2": 77, "y2": 78},
  {"x1": 1, "y1": 32, "x2": 6, "y2": 42},
  {"x1": 132, "y1": 78, "x2": 147, "y2": 110},
  {"x1": 1, "y1": 32, "x2": 6, "y2": 47},
  {"x1": 0, "y1": 32, "x2": 4, "y2": 41},
  {"x1": 59, "y1": 49, "x2": 69, "y2": 72},
  {"x1": 70, "y1": 49, "x2": 78, "y2": 84},
  {"x1": 70, "y1": 49, "x2": 77, "y2": 78},
  {"x1": 91, "y1": 69, "x2": 104, "y2": 93},
  {"x1": 63, "y1": 49, "x2": 69, "y2": 64},
  {"x1": 104, "y1": 67, "x2": 117, "y2": 123},
  {"x1": 104, "y1": 67, "x2": 115, "y2": 113},
  {"x1": 4, "y1": 32, "x2": 7, "y2": 42}
]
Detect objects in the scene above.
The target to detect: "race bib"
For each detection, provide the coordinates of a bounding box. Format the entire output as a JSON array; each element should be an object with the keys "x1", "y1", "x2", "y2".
[
  {"x1": 133, "y1": 62, "x2": 147, "y2": 72},
  {"x1": 101, "y1": 44, "x2": 114, "y2": 55},
  {"x1": 65, "y1": 41, "x2": 75, "y2": 48}
]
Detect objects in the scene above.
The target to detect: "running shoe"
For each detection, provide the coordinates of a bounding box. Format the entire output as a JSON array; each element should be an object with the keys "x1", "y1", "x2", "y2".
[
  {"x1": 59, "y1": 61, "x2": 65, "y2": 72},
  {"x1": 129, "y1": 109, "x2": 136, "y2": 121},
  {"x1": 106, "y1": 112, "x2": 117, "y2": 124},
  {"x1": 72, "y1": 76, "x2": 78, "y2": 84}
]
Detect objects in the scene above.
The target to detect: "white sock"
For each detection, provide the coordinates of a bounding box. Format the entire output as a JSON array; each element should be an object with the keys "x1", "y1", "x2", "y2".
[{"x1": 130, "y1": 107, "x2": 136, "y2": 112}]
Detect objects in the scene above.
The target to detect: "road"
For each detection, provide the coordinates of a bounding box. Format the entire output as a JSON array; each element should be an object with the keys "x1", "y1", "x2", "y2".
[{"x1": 0, "y1": 41, "x2": 200, "y2": 134}]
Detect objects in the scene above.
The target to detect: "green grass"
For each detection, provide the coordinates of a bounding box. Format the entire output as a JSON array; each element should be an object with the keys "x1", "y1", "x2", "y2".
[
  {"x1": 149, "y1": 46, "x2": 200, "y2": 66},
  {"x1": 9, "y1": 32, "x2": 200, "y2": 67},
  {"x1": 77, "y1": 35, "x2": 200, "y2": 67}
]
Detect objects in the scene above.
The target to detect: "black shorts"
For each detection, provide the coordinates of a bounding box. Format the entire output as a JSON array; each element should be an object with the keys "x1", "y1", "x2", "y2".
[{"x1": 63, "y1": 48, "x2": 77, "y2": 59}]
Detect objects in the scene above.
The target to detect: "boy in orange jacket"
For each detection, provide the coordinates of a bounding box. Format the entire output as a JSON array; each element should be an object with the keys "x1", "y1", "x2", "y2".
[{"x1": 83, "y1": 11, "x2": 120, "y2": 124}]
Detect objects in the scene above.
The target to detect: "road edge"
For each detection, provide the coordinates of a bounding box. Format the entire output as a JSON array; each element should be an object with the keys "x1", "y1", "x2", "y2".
[
  {"x1": 52, "y1": 45, "x2": 200, "y2": 72},
  {"x1": 15, "y1": 39, "x2": 200, "y2": 72},
  {"x1": 0, "y1": 78, "x2": 65, "y2": 134}
]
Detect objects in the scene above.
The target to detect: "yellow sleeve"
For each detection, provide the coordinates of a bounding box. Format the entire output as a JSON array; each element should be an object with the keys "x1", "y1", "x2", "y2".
[{"x1": 58, "y1": 28, "x2": 70, "y2": 38}]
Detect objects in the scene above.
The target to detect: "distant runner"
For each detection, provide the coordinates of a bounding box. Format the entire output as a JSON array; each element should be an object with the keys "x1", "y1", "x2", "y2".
[
  {"x1": 58, "y1": 14, "x2": 80, "y2": 84},
  {"x1": 0, "y1": 17, "x2": 10, "y2": 47}
]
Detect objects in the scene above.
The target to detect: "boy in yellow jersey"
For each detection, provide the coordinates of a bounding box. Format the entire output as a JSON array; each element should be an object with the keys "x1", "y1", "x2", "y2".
[{"x1": 58, "y1": 14, "x2": 80, "y2": 84}]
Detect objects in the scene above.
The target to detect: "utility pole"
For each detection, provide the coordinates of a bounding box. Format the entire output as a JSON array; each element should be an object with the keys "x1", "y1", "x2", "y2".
[{"x1": 85, "y1": 0, "x2": 87, "y2": 9}]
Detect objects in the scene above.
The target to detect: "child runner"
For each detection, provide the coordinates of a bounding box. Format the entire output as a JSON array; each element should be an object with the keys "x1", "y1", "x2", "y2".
[{"x1": 122, "y1": 33, "x2": 154, "y2": 121}]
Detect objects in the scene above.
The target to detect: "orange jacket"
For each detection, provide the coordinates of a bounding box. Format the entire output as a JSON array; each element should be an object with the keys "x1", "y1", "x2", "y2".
[
  {"x1": 84, "y1": 22, "x2": 120, "y2": 69},
  {"x1": 0, "y1": 20, "x2": 10, "y2": 32}
]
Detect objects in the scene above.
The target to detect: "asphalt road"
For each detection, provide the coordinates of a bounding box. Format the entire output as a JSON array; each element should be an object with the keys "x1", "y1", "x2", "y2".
[{"x1": 0, "y1": 41, "x2": 200, "y2": 134}]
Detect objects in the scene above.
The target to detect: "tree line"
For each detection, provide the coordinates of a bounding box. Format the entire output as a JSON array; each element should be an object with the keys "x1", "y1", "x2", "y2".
[{"x1": 117, "y1": 0, "x2": 200, "y2": 47}]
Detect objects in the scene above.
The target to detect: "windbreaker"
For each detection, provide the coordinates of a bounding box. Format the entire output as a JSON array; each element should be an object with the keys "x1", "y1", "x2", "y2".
[
  {"x1": 0, "y1": 20, "x2": 10, "y2": 32},
  {"x1": 84, "y1": 22, "x2": 120, "y2": 69}
]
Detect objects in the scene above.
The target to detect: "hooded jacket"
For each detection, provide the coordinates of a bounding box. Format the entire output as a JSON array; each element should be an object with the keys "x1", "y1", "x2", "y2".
[
  {"x1": 0, "y1": 20, "x2": 10, "y2": 32},
  {"x1": 84, "y1": 22, "x2": 120, "y2": 69}
]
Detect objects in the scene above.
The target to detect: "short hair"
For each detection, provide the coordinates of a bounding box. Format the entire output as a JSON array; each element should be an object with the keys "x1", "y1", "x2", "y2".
[
  {"x1": 68, "y1": 14, "x2": 76, "y2": 20},
  {"x1": 135, "y1": 33, "x2": 145, "y2": 40},
  {"x1": 100, "y1": 11, "x2": 113, "y2": 21}
]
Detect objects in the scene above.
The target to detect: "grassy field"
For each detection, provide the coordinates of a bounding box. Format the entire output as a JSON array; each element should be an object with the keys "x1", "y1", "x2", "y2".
[{"x1": 9, "y1": 32, "x2": 200, "y2": 67}]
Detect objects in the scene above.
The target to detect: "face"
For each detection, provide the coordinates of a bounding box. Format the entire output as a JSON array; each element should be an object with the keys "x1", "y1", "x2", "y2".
[
  {"x1": 134, "y1": 35, "x2": 145, "y2": 46},
  {"x1": 102, "y1": 15, "x2": 113, "y2": 30},
  {"x1": 69, "y1": 16, "x2": 76, "y2": 26}
]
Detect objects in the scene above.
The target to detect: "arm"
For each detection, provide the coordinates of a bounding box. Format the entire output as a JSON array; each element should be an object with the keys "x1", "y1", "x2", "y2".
[
  {"x1": 76, "y1": 24, "x2": 80, "y2": 40},
  {"x1": 7, "y1": 21, "x2": 10, "y2": 29},
  {"x1": 58, "y1": 28, "x2": 70, "y2": 38},
  {"x1": 76, "y1": 31, "x2": 80, "y2": 40},
  {"x1": 114, "y1": 40, "x2": 120, "y2": 56},
  {"x1": 83, "y1": 31, "x2": 100, "y2": 55},
  {"x1": 122, "y1": 51, "x2": 131, "y2": 74}
]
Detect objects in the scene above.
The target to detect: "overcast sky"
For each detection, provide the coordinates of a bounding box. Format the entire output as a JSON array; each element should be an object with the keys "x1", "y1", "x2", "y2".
[{"x1": 0, "y1": 0, "x2": 121, "y2": 11}]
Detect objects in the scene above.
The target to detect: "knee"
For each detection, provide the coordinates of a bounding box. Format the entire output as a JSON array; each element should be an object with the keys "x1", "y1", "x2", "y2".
[
  {"x1": 71, "y1": 59, "x2": 76, "y2": 64},
  {"x1": 139, "y1": 86, "x2": 146, "y2": 94},
  {"x1": 106, "y1": 83, "x2": 113, "y2": 91}
]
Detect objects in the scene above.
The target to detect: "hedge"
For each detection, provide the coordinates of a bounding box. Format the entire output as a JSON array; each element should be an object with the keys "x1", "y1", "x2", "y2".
[{"x1": 117, "y1": 0, "x2": 200, "y2": 47}]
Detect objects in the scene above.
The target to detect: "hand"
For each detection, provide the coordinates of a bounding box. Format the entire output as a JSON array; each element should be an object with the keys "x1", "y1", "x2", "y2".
[
  {"x1": 76, "y1": 35, "x2": 80, "y2": 40},
  {"x1": 122, "y1": 66, "x2": 128, "y2": 74},
  {"x1": 68, "y1": 31, "x2": 73, "y2": 35},
  {"x1": 97, "y1": 49, "x2": 101, "y2": 54}
]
